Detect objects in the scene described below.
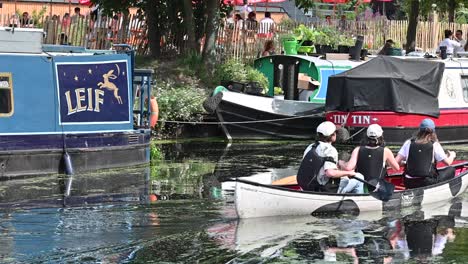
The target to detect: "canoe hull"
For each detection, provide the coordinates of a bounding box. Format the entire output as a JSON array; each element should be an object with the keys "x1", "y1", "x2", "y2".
[{"x1": 234, "y1": 169, "x2": 468, "y2": 218}]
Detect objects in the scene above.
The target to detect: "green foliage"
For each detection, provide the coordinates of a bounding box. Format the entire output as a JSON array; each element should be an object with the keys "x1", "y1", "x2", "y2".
[
  {"x1": 314, "y1": 27, "x2": 340, "y2": 47},
  {"x1": 155, "y1": 81, "x2": 206, "y2": 124},
  {"x1": 278, "y1": 17, "x2": 296, "y2": 29},
  {"x1": 293, "y1": 24, "x2": 318, "y2": 42},
  {"x1": 215, "y1": 59, "x2": 269, "y2": 93},
  {"x1": 150, "y1": 140, "x2": 163, "y2": 164},
  {"x1": 274, "y1": 87, "x2": 283, "y2": 95},
  {"x1": 337, "y1": 35, "x2": 355, "y2": 46}
]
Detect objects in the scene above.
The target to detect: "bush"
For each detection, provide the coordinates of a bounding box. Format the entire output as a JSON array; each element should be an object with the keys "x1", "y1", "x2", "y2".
[
  {"x1": 215, "y1": 58, "x2": 269, "y2": 93},
  {"x1": 154, "y1": 80, "x2": 207, "y2": 136}
]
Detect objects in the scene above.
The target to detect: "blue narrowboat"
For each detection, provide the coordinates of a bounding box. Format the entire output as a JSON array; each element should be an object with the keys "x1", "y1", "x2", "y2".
[{"x1": 0, "y1": 28, "x2": 153, "y2": 178}]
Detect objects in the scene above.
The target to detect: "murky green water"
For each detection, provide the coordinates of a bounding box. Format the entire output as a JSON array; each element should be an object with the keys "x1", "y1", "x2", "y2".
[{"x1": 2, "y1": 141, "x2": 468, "y2": 263}]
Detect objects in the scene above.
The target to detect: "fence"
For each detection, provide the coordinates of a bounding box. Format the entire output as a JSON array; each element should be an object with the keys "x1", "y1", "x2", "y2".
[
  {"x1": 216, "y1": 19, "x2": 468, "y2": 62},
  {"x1": 3, "y1": 13, "x2": 468, "y2": 61}
]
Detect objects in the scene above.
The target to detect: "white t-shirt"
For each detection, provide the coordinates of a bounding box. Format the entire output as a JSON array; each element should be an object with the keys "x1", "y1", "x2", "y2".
[
  {"x1": 397, "y1": 140, "x2": 447, "y2": 163},
  {"x1": 437, "y1": 38, "x2": 462, "y2": 54},
  {"x1": 258, "y1": 17, "x2": 275, "y2": 34},
  {"x1": 303, "y1": 141, "x2": 338, "y2": 185},
  {"x1": 455, "y1": 39, "x2": 466, "y2": 53}
]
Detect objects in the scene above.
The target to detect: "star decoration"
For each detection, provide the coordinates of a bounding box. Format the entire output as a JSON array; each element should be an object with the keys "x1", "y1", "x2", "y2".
[
  {"x1": 88, "y1": 69, "x2": 93, "y2": 74},
  {"x1": 74, "y1": 75, "x2": 79, "y2": 81},
  {"x1": 63, "y1": 72, "x2": 66, "y2": 76},
  {"x1": 123, "y1": 72, "x2": 125, "y2": 76}
]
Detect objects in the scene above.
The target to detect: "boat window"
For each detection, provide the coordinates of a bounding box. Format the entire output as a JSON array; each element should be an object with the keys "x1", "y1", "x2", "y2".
[
  {"x1": 462, "y1": 75, "x2": 468, "y2": 103},
  {"x1": 0, "y1": 73, "x2": 13, "y2": 116}
]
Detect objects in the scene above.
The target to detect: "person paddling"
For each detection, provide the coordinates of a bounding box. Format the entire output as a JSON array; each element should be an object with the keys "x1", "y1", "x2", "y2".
[
  {"x1": 297, "y1": 121, "x2": 363, "y2": 193},
  {"x1": 395, "y1": 118, "x2": 456, "y2": 189},
  {"x1": 339, "y1": 124, "x2": 400, "y2": 185}
]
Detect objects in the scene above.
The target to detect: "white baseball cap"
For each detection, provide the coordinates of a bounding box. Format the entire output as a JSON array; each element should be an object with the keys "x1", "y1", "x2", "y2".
[
  {"x1": 317, "y1": 121, "x2": 336, "y2": 136},
  {"x1": 367, "y1": 124, "x2": 383, "y2": 138}
]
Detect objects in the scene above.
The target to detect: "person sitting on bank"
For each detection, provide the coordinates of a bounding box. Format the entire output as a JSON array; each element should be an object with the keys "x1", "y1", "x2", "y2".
[
  {"x1": 261, "y1": 40, "x2": 275, "y2": 57},
  {"x1": 395, "y1": 118, "x2": 456, "y2": 189},
  {"x1": 339, "y1": 124, "x2": 400, "y2": 186},
  {"x1": 297, "y1": 121, "x2": 364, "y2": 193},
  {"x1": 378, "y1": 39, "x2": 395, "y2": 55},
  {"x1": 437, "y1": 30, "x2": 462, "y2": 55}
]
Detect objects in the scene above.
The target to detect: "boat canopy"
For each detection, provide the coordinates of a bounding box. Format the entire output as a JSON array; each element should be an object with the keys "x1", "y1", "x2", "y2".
[{"x1": 325, "y1": 56, "x2": 445, "y2": 117}]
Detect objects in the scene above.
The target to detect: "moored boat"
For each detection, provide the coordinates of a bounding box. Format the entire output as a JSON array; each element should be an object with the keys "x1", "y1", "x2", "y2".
[
  {"x1": 211, "y1": 55, "x2": 363, "y2": 140},
  {"x1": 0, "y1": 28, "x2": 154, "y2": 178},
  {"x1": 233, "y1": 161, "x2": 468, "y2": 218},
  {"x1": 326, "y1": 56, "x2": 468, "y2": 144}
]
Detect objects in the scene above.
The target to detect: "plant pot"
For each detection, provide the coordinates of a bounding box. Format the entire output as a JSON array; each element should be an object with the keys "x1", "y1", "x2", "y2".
[
  {"x1": 321, "y1": 45, "x2": 333, "y2": 54},
  {"x1": 360, "y1": 49, "x2": 368, "y2": 59},
  {"x1": 315, "y1": 44, "x2": 322, "y2": 54},
  {"x1": 338, "y1": 45, "x2": 350, "y2": 54},
  {"x1": 302, "y1": 40, "x2": 314, "y2": 46}
]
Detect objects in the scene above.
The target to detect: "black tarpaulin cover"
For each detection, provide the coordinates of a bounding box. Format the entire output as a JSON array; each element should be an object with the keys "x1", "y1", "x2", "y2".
[{"x1": 325, "y1": 56, "x2": 445, "y2": 117}]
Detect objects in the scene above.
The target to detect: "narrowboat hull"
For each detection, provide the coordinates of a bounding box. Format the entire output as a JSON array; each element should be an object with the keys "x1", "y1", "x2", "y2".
[
  {"x1": 0, "y1": 30, "x2": 155, "y2": 178},
  {"x1": 326, "y1": 109, "x2": 468, "y2": 145},
  {"x1": 216, "y1": 91, "x2": 325, "y2": 140},
  {"x1": 234, "y1": 163, "x2": 468, "y2": 218},
  {"x1": 0, "y1": 130, "x2": 150, "y2": 179}
]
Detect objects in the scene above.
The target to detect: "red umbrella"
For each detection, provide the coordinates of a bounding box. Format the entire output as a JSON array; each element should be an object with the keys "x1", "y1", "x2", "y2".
[
  {"x1": 322, "y1": 0, "x2": 348, "y2": 3},
  {"x1": 79, "y1": 0, "x2": 93, "y2": 6},
  {"x1": 223, "y1": 0, "x2": 285, "y2": 4}
]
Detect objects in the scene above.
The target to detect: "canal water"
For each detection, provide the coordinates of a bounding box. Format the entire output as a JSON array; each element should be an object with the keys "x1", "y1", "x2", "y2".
[{"x1": 2, "y1": 141, "x2": 468, "y2": 263}]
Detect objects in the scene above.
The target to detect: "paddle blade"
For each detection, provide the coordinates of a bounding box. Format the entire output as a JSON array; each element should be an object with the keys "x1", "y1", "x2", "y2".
[{"x1": 370, "y1": 179, "x2": 395, "y2": 202}]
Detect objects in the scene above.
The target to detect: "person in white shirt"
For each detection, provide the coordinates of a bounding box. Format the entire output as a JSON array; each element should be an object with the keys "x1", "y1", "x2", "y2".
[
  {"x1": 258, "y1": 12, "x2": 275, "y2": 36},
  {"x1": 395, "y1": 118, "x2": 456, "y2": 189},
  {"x1": 297, "y1": 121, "x2": 363, "y2": 193},
  {"x1": 437, "y1": 29, "x2": 462, "y2": 54},
  {"x1": 454, "y1": 29, "x2": 466, "y2": 53}
]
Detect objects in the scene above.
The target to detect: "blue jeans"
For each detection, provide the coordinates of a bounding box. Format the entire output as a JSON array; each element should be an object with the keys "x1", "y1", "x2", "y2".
[{"x1": 337, "y1": 173, "x2": 365, "y2": 194}]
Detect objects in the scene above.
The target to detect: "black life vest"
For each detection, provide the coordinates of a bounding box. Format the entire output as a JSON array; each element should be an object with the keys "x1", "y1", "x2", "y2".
[
  {"x1": 297, "y1": 142, "x2": 336, "y2": 191},
  {"x1": 356, "y1": 146, "x2": 385, "y2": 182},
  {"x1": 405, "y1": 140, "x2": 436, "y2": 178}
]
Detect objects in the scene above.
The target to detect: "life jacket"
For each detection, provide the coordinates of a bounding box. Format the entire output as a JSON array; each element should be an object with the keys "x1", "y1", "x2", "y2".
[
  {"x1": 297, "y1": 142, "x2": 336, "y2": 191},
  {"x1": 405, "y1": 139, "x2": 437, "y2": 178},
  {"x1": 356, "y1": 146, "x2": 385, "y2": 182}
]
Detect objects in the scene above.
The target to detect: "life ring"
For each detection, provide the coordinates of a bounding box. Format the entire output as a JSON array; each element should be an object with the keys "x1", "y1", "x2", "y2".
[{"x1": 150, "y1": 96, "x2": 159, "y2": 128}]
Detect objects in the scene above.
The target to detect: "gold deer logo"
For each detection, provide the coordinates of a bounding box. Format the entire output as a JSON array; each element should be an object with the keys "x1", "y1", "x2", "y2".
[{"x1": 97, "y1": 70, "x2": 123, "y2": 104}]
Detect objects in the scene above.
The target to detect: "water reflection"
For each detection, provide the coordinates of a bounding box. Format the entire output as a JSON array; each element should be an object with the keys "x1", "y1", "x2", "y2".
[
  {"x1": 207, "y1": 199, "x2": 468, "y2": 263},
  {"x1": 2, "y1": 141, "x2": 468, "y2": 263}
]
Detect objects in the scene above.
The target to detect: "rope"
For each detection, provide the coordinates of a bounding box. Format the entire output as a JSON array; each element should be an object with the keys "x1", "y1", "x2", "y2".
[
  {"x1": 347, "y1": 126, "x2": 366, "y2": 140},
  {"x1": 156, "y1": 112, "x2": 324, "y2": 125}
]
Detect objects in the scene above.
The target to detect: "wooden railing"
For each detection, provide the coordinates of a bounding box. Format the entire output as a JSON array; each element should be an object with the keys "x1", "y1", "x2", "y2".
[{"x1": 4, "y1": 13, "x2": 468, "y2": 61}]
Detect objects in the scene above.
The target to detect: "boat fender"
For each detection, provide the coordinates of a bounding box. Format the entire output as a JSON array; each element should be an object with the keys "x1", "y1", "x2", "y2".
[
  {"x1": 202, "y1": 92, "x2": 224, "y2": 114},
  {"x1": 62, "y1": 151, "x2": 74, "y2": 176},
  {"x1": 150, "y1": 96, "x2": 159, "y2": 128},
  {"x1": 336, "y1": 127, "x2": 350, "y2": 143}
]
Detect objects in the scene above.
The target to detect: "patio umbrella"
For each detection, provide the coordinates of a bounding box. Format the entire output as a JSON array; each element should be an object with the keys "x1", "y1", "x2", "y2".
[
  {"x1": 223, "y1": 0, "x2": 286, "y2": 12},
  {"x1": 320, "y1": 0, "x2": 349, "y2": 17},
  {"x1": 79, "y1": 0, "x2": 94, "y2": 7},
  {"x1": 223, "y1": 0, "x2": 286, "y2": 4}
]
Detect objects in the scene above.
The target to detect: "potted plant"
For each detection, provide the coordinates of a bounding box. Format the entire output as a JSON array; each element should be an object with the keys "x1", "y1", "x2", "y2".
[
  {"x1": 315, "y1": 27, "x2": 338, "y2": 54},
  {"x1": 293, "y1": 24, "x2": 316, "y2": 46},
  {"x1": 337, "y1": 35, "x2": 355, "y2": 54}
]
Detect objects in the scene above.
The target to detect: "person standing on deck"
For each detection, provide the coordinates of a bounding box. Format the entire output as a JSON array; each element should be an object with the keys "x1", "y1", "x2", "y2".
[
  {"x1": 395, "y1": 119, "x2": 456, "y2": 189},
  {"x1": 454, "y1": 30, "x2": 466, "y2": 54},
  {"x1": 437, "y1": 30, "x2": 461, "y2": 55},
  {"x1": 258, "y1": 12, "x2": 275, "y2": 38},
  {"x1": 297, "y1": 121, "x2": 364, "y2": 193},
  {"x1": 339, "y1": 124, "x2": 400, "y2": 190}
]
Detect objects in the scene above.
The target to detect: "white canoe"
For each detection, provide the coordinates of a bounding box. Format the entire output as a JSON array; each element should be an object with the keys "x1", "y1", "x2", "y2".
[{"x1": 234, "y1": 162, "x2": 468, "y2": 218}]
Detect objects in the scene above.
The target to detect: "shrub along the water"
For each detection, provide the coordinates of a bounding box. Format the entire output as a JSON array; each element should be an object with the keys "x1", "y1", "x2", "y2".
[{"x1": 136, "y1": 55, "x2": 268, "y2": 138}]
